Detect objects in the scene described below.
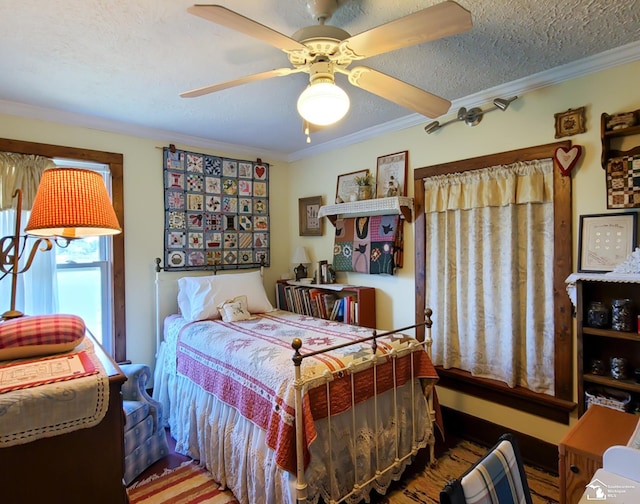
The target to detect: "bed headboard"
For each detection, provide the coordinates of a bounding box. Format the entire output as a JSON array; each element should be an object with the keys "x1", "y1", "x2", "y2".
[{"x1": 153, "y1": 257, "x2": 265, "y2": 356}]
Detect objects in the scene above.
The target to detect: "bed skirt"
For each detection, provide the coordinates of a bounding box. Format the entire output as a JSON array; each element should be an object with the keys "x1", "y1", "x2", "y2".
[{"x1": 154, "y1": 341, "x2": 434, "y2": 504}]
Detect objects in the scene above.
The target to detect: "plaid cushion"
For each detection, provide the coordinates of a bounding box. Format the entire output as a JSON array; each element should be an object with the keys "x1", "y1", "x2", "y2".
[
  {"x1": 460, "y1": 440, "x2": 527, "y2": 503},
  {"x1": 0, "y1": 314, "x2": 86, "y2": 360}
]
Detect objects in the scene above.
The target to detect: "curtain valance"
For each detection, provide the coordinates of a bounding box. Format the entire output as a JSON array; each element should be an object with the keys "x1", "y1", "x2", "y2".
[
  {"x1": 423, "y1": 159, "x2": 554, "y2": 213},
  {"x1": 0, "y1": 152, "x2": 55, "y2": 210}
]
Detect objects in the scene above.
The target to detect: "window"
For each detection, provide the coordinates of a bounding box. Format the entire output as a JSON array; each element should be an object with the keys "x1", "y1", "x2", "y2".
[
  {"x1": 413, "y1": 141, "x2": 574, "y2": 423},
  {"x1": 0, "y1": 138, "x2": 126, "y2": 362}
]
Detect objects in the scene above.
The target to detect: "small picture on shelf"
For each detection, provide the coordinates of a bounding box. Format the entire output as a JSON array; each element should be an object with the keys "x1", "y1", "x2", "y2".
[
  {"x1": 376, "y1": 151, "x2": 407, "y2": 198},
  {"x1": 336, "y1": 169, "x2": 369, "y2": 203}
]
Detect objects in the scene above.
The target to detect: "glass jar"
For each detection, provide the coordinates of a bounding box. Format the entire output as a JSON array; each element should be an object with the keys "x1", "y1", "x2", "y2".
[
  {"x1": 611, "y1": 298, "x2": 634, "y2": 331},
  {"x1": 587, "y1": 301, "x2": 609, "y2": 328},
  {"x1": 610, "y1": 357, "x2": 628, "y2": 380}
]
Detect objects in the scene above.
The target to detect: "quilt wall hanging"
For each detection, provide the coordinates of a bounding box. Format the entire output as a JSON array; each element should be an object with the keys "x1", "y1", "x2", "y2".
[
  {"x1": 332, "y1": 215, "x2": 403, "y2": 275},
  {"x1": 163, "y1": 147, "x2": 270, "y2": 270},
  {"x1": 606, "y1": 154, "x2": 640, "y2": 209}
]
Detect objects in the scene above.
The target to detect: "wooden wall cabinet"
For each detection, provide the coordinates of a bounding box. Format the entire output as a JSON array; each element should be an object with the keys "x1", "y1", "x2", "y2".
[
  {"x1": 276, "y1": 280, "x2": 376, "y2": 328},
  {"x1": 574, "y1": 276, "x2": 640, "y2": 415},
  {"x1": 558, "y1": 405, "x2": 638, "y2": 504},
  {"x1": 601, "y1": 109, "x2": 640, "y2": 169}
]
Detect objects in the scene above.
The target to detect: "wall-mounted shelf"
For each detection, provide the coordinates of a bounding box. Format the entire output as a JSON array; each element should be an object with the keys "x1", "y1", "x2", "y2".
[
  {"x1": 318, "y1": 196, "x2": 414, "y2": 226},
  {"x1": 601, "y1": 109, "x2": 640, "y2": 169}
]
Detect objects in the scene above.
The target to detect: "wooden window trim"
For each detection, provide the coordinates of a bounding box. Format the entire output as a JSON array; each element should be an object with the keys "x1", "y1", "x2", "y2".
[
  {"x1": 0, "y1": 138, "x2": 126, "y2": 363},
  {"x1": 413, "y1": 141, "x2": 575, "y2": 423}
]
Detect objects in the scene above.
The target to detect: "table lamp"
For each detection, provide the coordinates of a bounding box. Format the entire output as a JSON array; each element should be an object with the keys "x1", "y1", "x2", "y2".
[
  {"x1": 292, "y1": 246, "x2": 310, "y2": 281},
  {"x1": 1, "y1": 167, "x2": 121, "y2": 320}
]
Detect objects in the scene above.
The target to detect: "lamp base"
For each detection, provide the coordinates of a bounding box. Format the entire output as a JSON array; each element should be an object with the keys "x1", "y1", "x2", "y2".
[
  {"x1": 2, "y1": 309, "x2": 24, "y2": 320},
  {"x1": 294, "y1": 264, "x2": 307, "y2": 281}
]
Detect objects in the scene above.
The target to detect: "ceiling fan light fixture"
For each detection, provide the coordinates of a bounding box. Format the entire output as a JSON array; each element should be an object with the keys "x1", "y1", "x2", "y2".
[{"x1": 297, "y1": 81, "x2": 350, "y2": 126}]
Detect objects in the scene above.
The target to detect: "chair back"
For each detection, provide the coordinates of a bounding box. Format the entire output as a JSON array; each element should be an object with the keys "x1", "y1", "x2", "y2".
[{"x1": 440, "y1": 433, "x2": 533, "y2": 504}]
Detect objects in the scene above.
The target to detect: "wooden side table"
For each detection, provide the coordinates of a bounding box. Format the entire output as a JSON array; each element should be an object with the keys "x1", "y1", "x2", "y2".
[
  {"x1": 558, "y1": 405, "x2": 639, "y2": 504},
  {"x1": 0, "y1": 335, "x2": 128, "y2": 503}
]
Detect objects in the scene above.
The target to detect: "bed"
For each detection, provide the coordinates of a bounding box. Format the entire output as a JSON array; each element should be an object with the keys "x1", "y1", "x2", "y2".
[{"x1": 152, "y1": 262, "x2": 439, "y2": 504}]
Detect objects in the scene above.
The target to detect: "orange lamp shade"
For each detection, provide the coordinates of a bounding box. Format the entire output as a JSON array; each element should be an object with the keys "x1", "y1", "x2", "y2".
[{"x1": 25, "y1": 168, "x2": 121, "y2": 238}]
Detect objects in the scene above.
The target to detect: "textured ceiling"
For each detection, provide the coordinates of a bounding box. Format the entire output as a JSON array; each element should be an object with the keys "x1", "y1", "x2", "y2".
[{"x1": 1, "y1": 0, "x2": 639, "y2": 160}]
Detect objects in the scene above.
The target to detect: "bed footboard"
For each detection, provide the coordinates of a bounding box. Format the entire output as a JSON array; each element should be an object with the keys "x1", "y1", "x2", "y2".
[{"x1": 292, "y1": 309, "x2": 435, "y2": 504}]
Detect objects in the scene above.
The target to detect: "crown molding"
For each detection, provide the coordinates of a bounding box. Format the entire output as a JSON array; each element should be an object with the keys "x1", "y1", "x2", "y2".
[
  {"x1": 2, "y1": 40, "x2": 639, "y2": 164},
  {"x1": 0, "y1": 99, "x2": 288, "y2": 162},
  {"x1": 288, "y1": 40, "x2": 640, "y2": 162}
]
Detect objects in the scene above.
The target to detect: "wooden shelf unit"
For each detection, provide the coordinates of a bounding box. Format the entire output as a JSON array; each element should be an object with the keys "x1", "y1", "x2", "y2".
[
  {"x1": 576, "y1": 277, "x2": 640, "y2": 415},
  {"x1": 276, "y1": 280, "x2": 376, "y2": 328},
  {"x1": 601, "y1": 109, "x2": 640, "y2": 168}
]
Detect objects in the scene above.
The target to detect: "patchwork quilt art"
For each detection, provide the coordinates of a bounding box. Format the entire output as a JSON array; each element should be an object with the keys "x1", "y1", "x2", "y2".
[
  {"x1": 332, "y1": 215, "x2": 403, "y2": 275},
  {"x1": 163, "y1": 147, "x2": 270, "y2": 270},
  {"x1": 606, "y1": 155, "x2": 640, "y2": 209}
]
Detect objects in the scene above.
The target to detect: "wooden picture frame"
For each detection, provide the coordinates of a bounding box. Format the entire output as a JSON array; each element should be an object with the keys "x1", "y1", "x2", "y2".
[
  {"x1": 376, "y1": 150, "x2": 408, "y2": 198},
  {"x1": 554, "y1": 107, "x2": 586, "y2": 138},
  {"x1": 298, "y1": 196, "x2": 323, "y2": 236},
  {"x1": 578, "y1": 212, "x2": 637, "y2": 272},
  {"x1": 336, "y1": 169, "x2": 368, "y2": 204}
]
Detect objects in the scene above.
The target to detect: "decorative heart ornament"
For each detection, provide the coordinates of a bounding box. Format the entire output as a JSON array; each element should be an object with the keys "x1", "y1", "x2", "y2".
[
  {"x1": 255, "y1": 165, "x2": 266, "y2": 178},
  {"x1": 554, "y1": 145, "x2": 582, "y2": 176}
]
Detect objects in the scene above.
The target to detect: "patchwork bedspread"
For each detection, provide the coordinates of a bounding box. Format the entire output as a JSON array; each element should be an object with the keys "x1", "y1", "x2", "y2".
[{"x1": 175, "y1": 310, "x2": 437, "y2": 475}]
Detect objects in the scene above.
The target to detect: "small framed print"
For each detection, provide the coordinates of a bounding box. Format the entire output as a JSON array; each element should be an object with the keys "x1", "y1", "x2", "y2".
[
  {"x1": 299, "y1": 195, "x2": 323, "y2": 236},
  {"x1": 336, "y1": 169, "x2": 368, "y2": 203},
  {"x1": 554, "y1": 107, "x2": 586, "y2": 138},
  {"x1": 578, "y1": 212, "x2": 637, "y2": 272},
  {"x1": 376, "y1": 150, "x2": 408, "y2": 198}
]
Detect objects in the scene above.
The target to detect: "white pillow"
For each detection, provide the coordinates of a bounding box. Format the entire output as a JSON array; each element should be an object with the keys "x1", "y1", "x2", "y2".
[
  {"x1": 217, "y1": 295, "x2": 255, "y2": 322},
  {"x1": 177, "y1": 270, "x2": 273, "y2": 322}
]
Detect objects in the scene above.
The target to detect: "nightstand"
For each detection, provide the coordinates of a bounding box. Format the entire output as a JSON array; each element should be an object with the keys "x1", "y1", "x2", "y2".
[{"x1": 558, "y1": 405, "x2": 638, "y2": 504}]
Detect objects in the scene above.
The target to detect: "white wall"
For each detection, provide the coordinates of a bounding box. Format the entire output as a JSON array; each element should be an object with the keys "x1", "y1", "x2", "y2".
[
  {"x1": 288, "y1": 60, "x2": 640, "y2": 443},
  {"x1": 0, "y1": 116, "x2": 292, "y2": 369},
  {"x1": 1, "y1": 58, "x2": 638, "y2": 446}
]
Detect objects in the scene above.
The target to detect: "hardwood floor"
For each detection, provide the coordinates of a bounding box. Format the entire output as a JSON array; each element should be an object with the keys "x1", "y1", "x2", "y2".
[{"x1": 129, "y1": 429, "x2": 191, "y2": 486}]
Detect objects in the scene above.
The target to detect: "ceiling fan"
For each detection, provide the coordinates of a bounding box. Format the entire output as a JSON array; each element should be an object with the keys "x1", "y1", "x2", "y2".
[{"x1": 181, "y1": 1, "x2": 472, "y2": 127}]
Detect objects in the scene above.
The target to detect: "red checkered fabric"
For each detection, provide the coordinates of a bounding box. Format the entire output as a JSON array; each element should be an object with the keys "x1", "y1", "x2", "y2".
[{"x1": 0, "y1": 314, "x2": 85, "y2": 349}]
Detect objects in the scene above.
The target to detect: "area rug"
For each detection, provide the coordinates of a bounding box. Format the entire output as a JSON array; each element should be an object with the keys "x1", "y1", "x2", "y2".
[
  {"x1": 373, "y1": 440, "x2": 559, "y2": 504},
  {"x1": 126, "y1": 441, "x2": 558, "y2": 504},
  {"x1": 126, "y1": 461, "x2": 239, "y2": 504}
]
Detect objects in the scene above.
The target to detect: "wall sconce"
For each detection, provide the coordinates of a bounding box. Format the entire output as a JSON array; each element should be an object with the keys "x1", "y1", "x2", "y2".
[
  {"x1": 424, "y1": 96, "x2": 518, "y2": 134},
  {"x1": 0, "y1": 168, "x2": 121, "y2": 320}
]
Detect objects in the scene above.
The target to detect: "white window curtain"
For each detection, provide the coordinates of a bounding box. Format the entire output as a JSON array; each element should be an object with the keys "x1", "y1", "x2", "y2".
[
  {"x1": 423, "y1": 158, "x2": 555, "y2": 394},
  {"x1": 0, "y1": 152, "x2": 58, "y2": 316}
]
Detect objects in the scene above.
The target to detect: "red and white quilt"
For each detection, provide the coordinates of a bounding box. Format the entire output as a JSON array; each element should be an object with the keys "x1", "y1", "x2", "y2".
[{"x1": 175, "y1": 310, "x2": 438, "y2": 474}]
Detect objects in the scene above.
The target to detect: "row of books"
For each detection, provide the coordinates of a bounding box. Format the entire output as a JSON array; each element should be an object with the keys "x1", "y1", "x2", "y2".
[{"x1": 277, "y1": 283, "x2": 358, "y2": 324}]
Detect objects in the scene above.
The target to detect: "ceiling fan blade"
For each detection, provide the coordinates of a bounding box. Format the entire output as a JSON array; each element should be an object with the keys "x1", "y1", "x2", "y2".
[
  {"x1": 180, "y1": 68, "x2": 298, "y2": 98},
  {"x1": 188, "y1": 5, "x2": 307, "y2": 53},
  {"x1": 348, "y1": 66, "x2": 451, "y2": 118},
  {"x1": 342, "y1": 1, "x2": 472, "y2": 59}
]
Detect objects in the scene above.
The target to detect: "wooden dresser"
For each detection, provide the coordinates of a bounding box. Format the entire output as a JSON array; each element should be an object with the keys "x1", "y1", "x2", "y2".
[
  {"x1": 0, "y1": 336, "x2": 128, "y2": 504},
  {"x1": 558, "y1": 405, "x2": 638, "y2": 504}
]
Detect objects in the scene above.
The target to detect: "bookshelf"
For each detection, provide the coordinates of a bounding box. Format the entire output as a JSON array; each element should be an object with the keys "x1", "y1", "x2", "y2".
[{"x1": 276, "y1": 280, "x2": 376, "y2": 328}]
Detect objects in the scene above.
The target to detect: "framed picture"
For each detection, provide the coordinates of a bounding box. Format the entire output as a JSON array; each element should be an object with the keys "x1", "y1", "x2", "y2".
[
  {"x1": 298, "y1": 196, "x2": 323, "y2": 236},
  {"x1": 578, "y1": 212, "x2": 637, "y2": 272},
  {"x1": 376, "y1": 150, "x2": 408, "y2": 198},
  {"x1": 336, "y1": 169, "x2": 368, "y2": 203},
  {"x1": 554, "y1": 107, "x2": 586, "y2": 138}
]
